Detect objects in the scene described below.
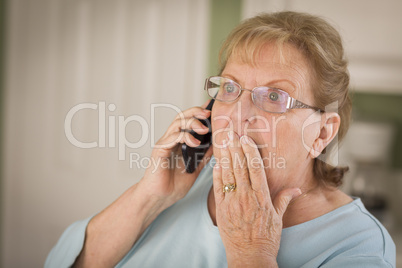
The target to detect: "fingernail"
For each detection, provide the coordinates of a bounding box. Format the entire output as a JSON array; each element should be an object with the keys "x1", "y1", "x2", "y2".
[{"x1": 240, "y1": 135, "x2": 248, "y2": 145}]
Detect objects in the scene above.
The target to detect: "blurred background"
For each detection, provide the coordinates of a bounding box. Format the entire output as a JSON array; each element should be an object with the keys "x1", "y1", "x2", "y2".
[{"x1": 0, "y1": 0, "x2": 401, "y2": 267}]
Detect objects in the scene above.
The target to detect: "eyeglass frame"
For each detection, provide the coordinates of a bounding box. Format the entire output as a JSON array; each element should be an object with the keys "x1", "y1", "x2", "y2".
[{"x1": 204, "y1": 76, "x2": 322, "y2": 114}]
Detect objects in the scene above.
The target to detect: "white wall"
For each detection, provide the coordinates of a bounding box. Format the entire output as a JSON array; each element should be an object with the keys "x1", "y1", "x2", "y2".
[{"x1": 1, "y1": 0, "x2": 209, "y2": 267}]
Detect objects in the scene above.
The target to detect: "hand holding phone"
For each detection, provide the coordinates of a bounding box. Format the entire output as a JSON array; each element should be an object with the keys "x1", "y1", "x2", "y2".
[{"x1": 181, "y1": 99, "x2": 214, "y2": 173}]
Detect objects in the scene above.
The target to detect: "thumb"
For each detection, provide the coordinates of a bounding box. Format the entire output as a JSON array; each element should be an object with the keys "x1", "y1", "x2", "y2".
[{"x1": 274, "y1": 188, "x2": 302, "y2": 217}]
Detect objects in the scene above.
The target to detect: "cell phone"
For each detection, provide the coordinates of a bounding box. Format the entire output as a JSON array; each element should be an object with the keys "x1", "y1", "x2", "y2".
[{"x1": 181, "y1": 99, "x2": 214, "y2": 173}]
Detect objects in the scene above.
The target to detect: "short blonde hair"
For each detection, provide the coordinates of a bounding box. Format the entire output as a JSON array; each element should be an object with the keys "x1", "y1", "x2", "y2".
[{"x1": 219, "y1": 11, "x2": 351, "y2": 187}]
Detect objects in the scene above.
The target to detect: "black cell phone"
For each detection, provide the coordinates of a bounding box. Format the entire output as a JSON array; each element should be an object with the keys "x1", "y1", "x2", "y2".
[{"x1": 181, "y1": 99, "x2": 214, "y2": 173}]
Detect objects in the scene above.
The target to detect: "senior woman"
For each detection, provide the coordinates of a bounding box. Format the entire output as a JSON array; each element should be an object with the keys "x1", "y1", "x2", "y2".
[{"x1": 46, "y1": 11, "x2": 395, "y2": 267}]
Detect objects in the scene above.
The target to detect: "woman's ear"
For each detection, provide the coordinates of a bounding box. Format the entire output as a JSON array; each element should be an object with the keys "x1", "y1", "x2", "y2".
[{"x1": 309, "y1": 112, "x2": 341, "y2": 158}]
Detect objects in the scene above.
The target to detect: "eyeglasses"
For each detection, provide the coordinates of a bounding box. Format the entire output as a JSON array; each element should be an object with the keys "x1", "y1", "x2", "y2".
[{"x1": 204, "y1": 76, "x2": 321, "y2": 114}]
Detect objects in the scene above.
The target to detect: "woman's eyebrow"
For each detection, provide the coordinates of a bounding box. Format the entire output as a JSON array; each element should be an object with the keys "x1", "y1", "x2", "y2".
[
  {"x1": 220, "y1": 73, "x2": 238, "y2": 82},
  {"x1": 262, "y1": 79, "x2": 297, "y2": 93},
  {"x1": 221, "y1": 73, "x2": 297, "y2": 93}
]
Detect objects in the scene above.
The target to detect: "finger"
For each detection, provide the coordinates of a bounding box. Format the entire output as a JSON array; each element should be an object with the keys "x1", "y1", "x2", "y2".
[
  {"x1": 273, "y1": 188, "x2": 302, "y2": 217},
  {"x1": 167, "y1": 115, "x2": 210, "y2": 134},
  {"x1": 171, "y1": 107, "x2": 210, "y2": 135},
  {"x1": 240, "y1": 136, "x2": 268, "y2": 194},
  {"x1": 154, "y1": 130, "x2": 201, "y2": 156},
  {"x1": 164, "y1": 116, "x2": 209, "y2": 140},
  {"x1": 174, "y1": 106, "x2": 211, "y2": 121},
  {"x1": 184, "y1": 117, "x2": 210, "y2": 135},
  {"x1": 212, "y1": 161, "x2": 225, "y2": 204},
  {"x1": 227, "y1": 131, "x2": 250, "y2": 192},
  {"x1": 156, "y1": 113, "x2": 213, "y2": 158},
  {"x1": 181, "y1": 131, "x2": 203, "y2": 147},
  {"x1": 219, "y1": 139, "x2": 236, "y2": 192}
]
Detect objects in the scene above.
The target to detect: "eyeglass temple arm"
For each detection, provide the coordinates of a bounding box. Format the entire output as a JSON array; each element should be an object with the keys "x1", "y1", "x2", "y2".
[{"x1": 288, "y1": 98, "x2": 321, "y2": 111}]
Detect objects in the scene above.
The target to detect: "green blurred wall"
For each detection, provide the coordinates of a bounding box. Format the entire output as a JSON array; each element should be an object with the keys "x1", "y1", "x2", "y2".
[
  {"x1": 352, "y1": 92, "x2": 402, "y2": 168},
  {"x1": 207, "y1": 0, "x2": 242, "y2": 76},
  {"x1": 0, "y1": 0, "x2": 5, "y2": 264}
]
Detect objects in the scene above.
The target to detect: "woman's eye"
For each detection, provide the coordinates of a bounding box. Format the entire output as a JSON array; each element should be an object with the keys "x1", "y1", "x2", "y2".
[
  {"x1": 223, "y1": 83, "x2": 236, "y2": 93},
  {"x1": 268, "y1": 92, "x2": 279, "y2": 101}
]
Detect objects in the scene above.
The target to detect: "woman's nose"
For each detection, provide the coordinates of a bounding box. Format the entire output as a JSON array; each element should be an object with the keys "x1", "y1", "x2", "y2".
[{"x1": 230, "y1": 90, "x2": 257, "y2": 123}]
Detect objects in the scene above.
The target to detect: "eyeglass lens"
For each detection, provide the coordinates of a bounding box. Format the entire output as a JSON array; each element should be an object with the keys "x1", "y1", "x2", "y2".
[{"x1": 206, "y1": 76, "x2": 289, "y2": 113}]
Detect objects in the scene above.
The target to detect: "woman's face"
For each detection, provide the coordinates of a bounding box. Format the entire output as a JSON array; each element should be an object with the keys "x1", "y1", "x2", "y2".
[{"x1": 211, "y1": 43, "x2": 321, "y2": 197}]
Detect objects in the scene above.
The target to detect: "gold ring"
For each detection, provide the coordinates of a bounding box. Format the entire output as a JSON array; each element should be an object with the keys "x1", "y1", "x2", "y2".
[{"x1": 223, "y1": 183, "x2": 236, "y2": 193}]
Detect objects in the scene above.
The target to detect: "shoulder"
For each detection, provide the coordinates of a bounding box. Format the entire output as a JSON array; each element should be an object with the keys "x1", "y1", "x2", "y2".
[
  {"x1": 279, "y1": 198, "x2": 395, "y2": 267},
  {"x1": 329, "y1": 198, "x2": 395, "y2": 266},
  {"x1": 45, "y1": 217, "x2": 93, "y2": 268}
]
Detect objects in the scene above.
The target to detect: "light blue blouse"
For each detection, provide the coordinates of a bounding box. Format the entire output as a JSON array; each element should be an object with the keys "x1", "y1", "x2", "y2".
[{"x1": 45, "y1": 158, "x2": 395, "y2": 267}]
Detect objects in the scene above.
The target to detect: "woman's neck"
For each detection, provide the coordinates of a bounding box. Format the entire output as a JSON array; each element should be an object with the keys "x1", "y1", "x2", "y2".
[{"x1": 282, "y1": 186, "x2": 352, "y2": 228}]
